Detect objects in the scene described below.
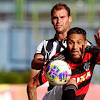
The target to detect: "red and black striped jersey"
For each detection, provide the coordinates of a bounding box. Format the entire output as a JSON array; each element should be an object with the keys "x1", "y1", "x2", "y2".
[
  {"x1": 49, "y1": 46, "x2": 100, "y2": 99},
  {"x1": 38, "y1": 40, "x2": 92, "y2": 84},
  {"x1": 39, "y1": 45, "x2": 100, "y2": 99},
  {"x1": 40, "y1": 46, "x2": 100, "y2": 100}
]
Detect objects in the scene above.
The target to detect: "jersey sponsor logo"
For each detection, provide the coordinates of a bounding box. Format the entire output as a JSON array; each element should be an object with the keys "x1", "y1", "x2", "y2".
[{"x1": 72, "y1": 70, "x2": 91, "y2": 84}]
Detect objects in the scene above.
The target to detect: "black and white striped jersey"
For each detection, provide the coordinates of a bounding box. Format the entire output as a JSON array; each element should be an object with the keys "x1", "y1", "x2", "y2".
[{"x1": 36, "y1": 37, "x2": 67, "y2": 61}]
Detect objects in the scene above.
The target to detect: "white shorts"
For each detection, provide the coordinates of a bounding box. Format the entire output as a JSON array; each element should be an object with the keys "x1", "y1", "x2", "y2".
[{"x1": 43, "y1": 85, "x2": 63, "y2": 100}]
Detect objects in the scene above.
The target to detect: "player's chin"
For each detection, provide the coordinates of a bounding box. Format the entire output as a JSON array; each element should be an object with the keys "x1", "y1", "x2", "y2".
[
  {"x1": 71, "y1": 56, "x2": 81, "y2": 62},
  {"x1": 56, "y1": 30, "x2": 63, "y2": 34},
  {"x1": 56, "y1": 29, "x2": 63, "y2": 34}
]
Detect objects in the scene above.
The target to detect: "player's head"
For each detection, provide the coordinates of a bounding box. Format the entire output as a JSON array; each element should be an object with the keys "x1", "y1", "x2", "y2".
[
  {"x1": 67, "y1": 27, "x2": 87, "y2": 63},
  {"x1": 51, "y1": 3, "x2": 71, "y2": 17},
  {"x1": 51, "y1": 3, "x2": 72, "y2": 34}
]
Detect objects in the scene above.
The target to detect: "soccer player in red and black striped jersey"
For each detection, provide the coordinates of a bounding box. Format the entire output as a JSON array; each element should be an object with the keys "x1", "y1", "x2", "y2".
[{"x1": 43, "y1": 27, "x2": 100, "y2": 100}]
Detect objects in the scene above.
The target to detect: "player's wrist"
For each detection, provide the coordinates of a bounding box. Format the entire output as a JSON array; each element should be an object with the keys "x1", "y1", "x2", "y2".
[{"x1": 63, "y1": 84, "x2": 78, "y2": 93}]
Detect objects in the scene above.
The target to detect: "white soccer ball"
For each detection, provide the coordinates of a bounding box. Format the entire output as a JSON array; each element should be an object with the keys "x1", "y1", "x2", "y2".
[{"x1": 45, "y1": 60, "x2": 71, "y2": 85}]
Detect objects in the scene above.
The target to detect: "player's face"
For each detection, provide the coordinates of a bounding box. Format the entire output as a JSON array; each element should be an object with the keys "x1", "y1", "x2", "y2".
[
  {"x1": 67, "y1": 33, "x2": 87, "y2": 63},
  {"x1": 52, "y1": 9, "x2": 72, "y2": 34}
]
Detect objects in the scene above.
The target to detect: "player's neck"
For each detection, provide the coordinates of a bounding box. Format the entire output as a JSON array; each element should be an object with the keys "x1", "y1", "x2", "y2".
[{"x1": 57, "y1": 32, "x2": 67, "y2": 41}]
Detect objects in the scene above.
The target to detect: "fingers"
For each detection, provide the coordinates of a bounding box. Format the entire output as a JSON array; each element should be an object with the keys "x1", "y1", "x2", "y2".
[
  {"x1": 94, "y1": 34, "x2": 98, "y2": 41},
  {"x1": 98, "y1": 29, "x2": 100, "y2": 38},
  {"x1": 63, "y1": 78, "x2": 78, "y2": 89},
  {"x1": 94, "y1": 29, "x2": 100, "y2": 47},
  {"x1": 94, "y1": 29, "x2": 100, "y2": 38},
  {"x1": 67, "y1": 79, "x2": 78, "y2": 88}
]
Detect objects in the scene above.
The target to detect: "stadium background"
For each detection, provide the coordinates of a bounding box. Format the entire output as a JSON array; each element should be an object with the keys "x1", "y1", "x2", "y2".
[{"x1": 0, "y1": 0, "x2": 100, "y2": 100}]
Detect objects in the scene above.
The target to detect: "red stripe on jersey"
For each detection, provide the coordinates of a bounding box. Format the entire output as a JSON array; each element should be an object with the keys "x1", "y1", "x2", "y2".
[
  {"x1": 41, "y1": 65, "x2": 48, "y2": 83},
  {"x1": 53, "y1": 52, "x2": 59, "y2": 57},
  {"x1": 76, "y1": 83, "x2": 90, "y2": 96},
  {"x1": 41, "y1": 72, "x2": 47, "y2": 83},
  {"x1": 68, "y1": 61, "x2": 82, "y2": 69},
  {"x1": 83, "y1": 53, "x2": 92, "y2": 62}
]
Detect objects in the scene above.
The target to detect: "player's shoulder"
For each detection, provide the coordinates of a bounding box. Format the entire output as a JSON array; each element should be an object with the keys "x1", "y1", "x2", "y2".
[
  {"x1": 51, "y1": 50, "x2": 66, "y2": 61},
  {"x1": 38, "y1": 39, "x2": 51, "y2": 45},
  {"x1": 87, "y1": 40, "x2": 93, "y2": 46},
  {"x1": 45, "y1": 37, "x2": 57, "y2": 42},
  {"x1": 37, "y1": 37, "x2": 56, "y2": 49},
  {"x1": 42, "y1": 37, "x2": 57, "y2": 46},
  {"x1": 85, "y1": 45, "x2": 100, "y2": 54},
  {"x1": 39, "y1": 37, "x2": 56, "y2": 43}
]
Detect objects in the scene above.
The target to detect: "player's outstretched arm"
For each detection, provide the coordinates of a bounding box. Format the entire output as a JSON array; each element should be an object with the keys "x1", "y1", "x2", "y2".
[
  {"x1": 94, "y1": 29, "x2": 100, "y2": 48},
  {"x1": 94, "y1": 29, "x2": 100, "y2": 64}
]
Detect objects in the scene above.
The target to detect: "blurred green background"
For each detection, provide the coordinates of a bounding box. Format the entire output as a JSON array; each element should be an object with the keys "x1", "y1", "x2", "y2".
[{"x1": 0, "y1": 0, "x2": 100, "y2": 83}]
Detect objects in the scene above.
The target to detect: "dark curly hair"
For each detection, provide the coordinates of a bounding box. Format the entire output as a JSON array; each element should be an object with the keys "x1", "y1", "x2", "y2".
[{"x1": 67, "y1": 27, "x2": 86, "y2": 40}]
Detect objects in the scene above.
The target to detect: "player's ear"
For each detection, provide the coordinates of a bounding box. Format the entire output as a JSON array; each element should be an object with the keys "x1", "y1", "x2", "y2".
[{"x1": 69, "y1": 16, "x2": 72, "y2": 23}]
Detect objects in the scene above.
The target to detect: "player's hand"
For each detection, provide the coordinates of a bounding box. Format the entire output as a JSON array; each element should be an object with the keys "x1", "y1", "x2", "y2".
[
  {"x1": 94, "y1": 29, "x2": 100, "y2": 48},
  {"x1": 63, "y1": 79, "x2": 78, "y2": 90}
]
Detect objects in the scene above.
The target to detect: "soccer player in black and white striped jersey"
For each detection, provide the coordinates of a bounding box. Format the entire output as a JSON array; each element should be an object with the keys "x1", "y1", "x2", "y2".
[{"x1": 27, "y1": 3, "x2": 72, "y2": 100}]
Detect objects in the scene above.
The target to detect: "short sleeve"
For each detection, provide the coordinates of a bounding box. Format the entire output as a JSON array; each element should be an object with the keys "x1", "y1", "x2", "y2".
[{"x1": 35, "y1": 40, "x2": 48, "y2": 55}]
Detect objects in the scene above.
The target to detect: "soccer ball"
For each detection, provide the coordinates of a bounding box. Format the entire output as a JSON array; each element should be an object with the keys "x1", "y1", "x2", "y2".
[{"x1": 45, "y1": 60, "x2": 71, "y2": 85}]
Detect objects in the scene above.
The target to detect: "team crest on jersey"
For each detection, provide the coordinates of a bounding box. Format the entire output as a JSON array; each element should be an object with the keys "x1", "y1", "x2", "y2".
[{"x1": 84, "y1": 62, "x2": 91, "y2": 71}]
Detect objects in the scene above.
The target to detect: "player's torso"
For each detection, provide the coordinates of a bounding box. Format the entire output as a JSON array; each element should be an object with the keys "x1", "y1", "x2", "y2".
[
  {"x1": 41, "y1": 39, "x2": 67, "y2": 60},
  {"x1": 68, "y1": 52, "x2": 95, "y2": 97}
]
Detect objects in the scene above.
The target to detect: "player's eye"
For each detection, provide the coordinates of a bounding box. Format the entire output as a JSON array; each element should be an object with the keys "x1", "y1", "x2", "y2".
[
  {"x1": 68, "y1": 40, "x2": 74, "y2": 45},
  {"x1": 77, "y1": 40, "x2": 82, "y2": 45},
  {"x1": 52, "y1": 16, "x2": 57, "y2": 20},
  {"x1": 61, "y1": 16, "x2": 65, "y2": 18}
]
